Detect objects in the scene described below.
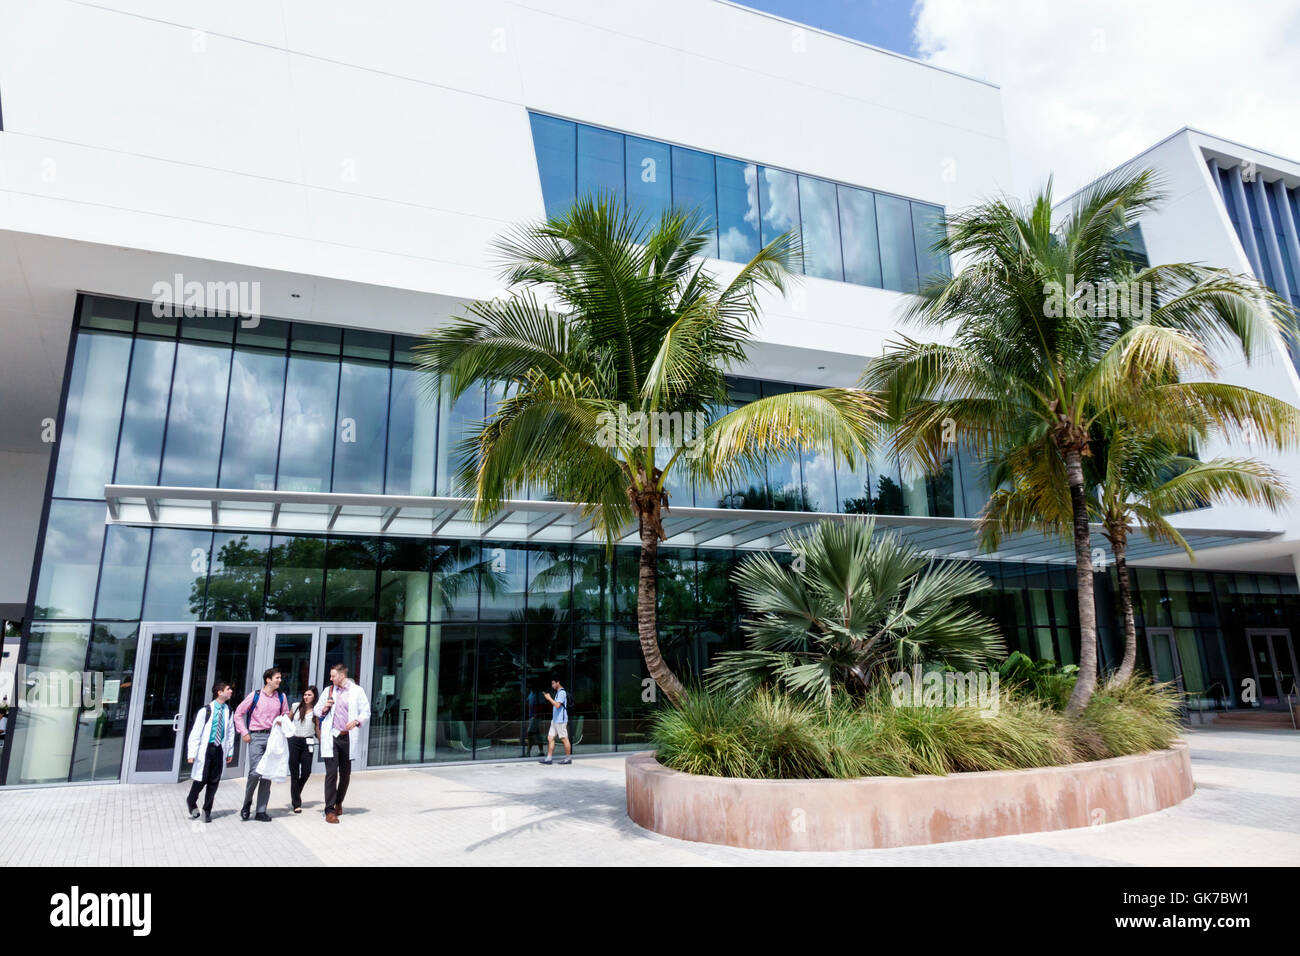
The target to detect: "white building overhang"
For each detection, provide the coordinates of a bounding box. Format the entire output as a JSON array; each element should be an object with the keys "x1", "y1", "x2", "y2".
[{"x1": 103, "y1": 485, "x2": 1281, "y2": 566}]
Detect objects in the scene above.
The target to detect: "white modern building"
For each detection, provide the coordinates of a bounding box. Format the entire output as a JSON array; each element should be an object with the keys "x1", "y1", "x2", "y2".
[{"x1": 0, "y1": 1, "x2": 1292, "y2": 789}]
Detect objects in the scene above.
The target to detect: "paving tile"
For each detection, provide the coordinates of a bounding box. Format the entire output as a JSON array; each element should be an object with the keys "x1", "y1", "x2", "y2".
[{"x1": 0, "y1": 728, "x2": 1293, "y2": 866}]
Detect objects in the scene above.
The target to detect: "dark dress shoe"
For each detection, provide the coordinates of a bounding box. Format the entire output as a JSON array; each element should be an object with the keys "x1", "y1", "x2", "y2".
[
  {"x1": 203, "y1": 811, "x2": 211, "y2": 823},
  {"x1": 186, "y1": 803, "x2": 199, "y2": 819},
  {"x1": 255, "y1": 812, "x2": 273, "y2": 822},
  {"x1": 240, "y1": 807, "x2": 251, "y2": 821}
]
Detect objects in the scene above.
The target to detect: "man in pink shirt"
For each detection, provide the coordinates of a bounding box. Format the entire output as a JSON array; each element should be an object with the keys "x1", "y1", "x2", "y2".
[{"x1": 234, "y1": 667, "x2": 290, "y2": 821}]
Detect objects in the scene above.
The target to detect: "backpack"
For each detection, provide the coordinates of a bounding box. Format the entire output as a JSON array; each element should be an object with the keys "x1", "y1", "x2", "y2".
[
  {"x1": 248, "y1": 690, "x2": 287, "y2": 729},
  {"x1": 558, "y1": 687, "x2": 572, "y2": 718}
]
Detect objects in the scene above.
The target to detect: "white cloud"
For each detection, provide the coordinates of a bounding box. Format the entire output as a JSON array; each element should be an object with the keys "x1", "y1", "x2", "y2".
[{"x1": 914, "y1": 0, "x2": 1300, "y2": 199}]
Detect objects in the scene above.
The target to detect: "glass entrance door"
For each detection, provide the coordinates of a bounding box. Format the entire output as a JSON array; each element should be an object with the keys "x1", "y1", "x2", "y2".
[
  {"x1": 125, "y1": 627, "x2": 195, "y2": 783},
  {"x1": 1144, "y1": 628, "x2": 1189, "y2": 721},
  {"x1": 181, "y1": 625, "x2": 257, "y2": 780},
  {"x1": 1245, "y1": 629, "x2": 1299, "y2": 708}
]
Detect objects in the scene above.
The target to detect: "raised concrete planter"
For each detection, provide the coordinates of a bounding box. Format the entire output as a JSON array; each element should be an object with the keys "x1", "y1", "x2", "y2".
[{"x1": 625, "y1": 742, "x2": 1194, "y2": 851}]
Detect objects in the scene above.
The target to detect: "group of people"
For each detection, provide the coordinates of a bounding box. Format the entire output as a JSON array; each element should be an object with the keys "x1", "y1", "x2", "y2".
[{"x1": 185, "y1": 661, "x2": 370, "y2": 825}]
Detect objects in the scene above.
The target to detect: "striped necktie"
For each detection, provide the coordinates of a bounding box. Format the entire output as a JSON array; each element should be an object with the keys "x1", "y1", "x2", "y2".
[{"x1": 210, "y1": 703, "x2": 224, "y2": 745}]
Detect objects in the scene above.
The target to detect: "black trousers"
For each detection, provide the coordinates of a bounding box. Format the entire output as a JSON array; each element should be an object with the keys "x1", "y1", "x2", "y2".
[
  {"x1": 323, "y1": 731, "x2": 351, "y2": 813},
  {"x1": 187, "y1": 743, "x2": 224, "y2": 813},
  {"x1": 288, "y1": 737, "x2": 314, "y2": 809}
]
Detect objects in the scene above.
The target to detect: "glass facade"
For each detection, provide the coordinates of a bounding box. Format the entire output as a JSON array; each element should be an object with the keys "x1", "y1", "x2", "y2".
[
  {"x1": 1211, "y1": 161, "x2": 1300, "y2": 365},
  {"x1": 528, "y1": 112, "x2": 950, "y2": 294},
  {"x1": 9, "y1": 293, "x2": 1300, "y2": 785}
]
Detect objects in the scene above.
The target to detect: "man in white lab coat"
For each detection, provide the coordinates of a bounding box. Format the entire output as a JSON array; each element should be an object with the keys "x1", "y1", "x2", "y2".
[
  {"x1": 315, "y1": 663, "x2": 370, "y2": 824},
  {"x1": 186, "y1": 680, "x2": 236, "y2": 823}
]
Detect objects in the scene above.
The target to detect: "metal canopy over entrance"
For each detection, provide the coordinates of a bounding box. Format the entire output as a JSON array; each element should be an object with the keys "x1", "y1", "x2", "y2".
[{"x1": 104, "y1": 484, "x2": 1280, "y2": 565}]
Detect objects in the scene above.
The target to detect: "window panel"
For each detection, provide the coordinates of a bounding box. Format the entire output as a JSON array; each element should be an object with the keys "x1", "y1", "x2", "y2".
[
  {"x1": 671, "y1": 146, "x2": 717, "y2": 256},
  {"x1": 95, "y1": 524, "x2": 151, "y2": 620},
  {"x1": 236, "y1": 317, "x2": 289, "y2": 349},
  {"x1": 625, "y1": 135, "x2": 671, "y2": 230},
  {"x1": 876, "y1": 193, "x2": 919, "y2": 293},
  {"x1": 114, "y1": 336, "x2": 176, "y2": 486},
  {"x1": 379, "y1": 538, "x2": 431, "y2": 623},
  {"x1": 33, "y1": 499, "x2": 107, "y2": 620},
  {"x1": 159, "y1": 342, "x2": 231, "y2": 488},
  {"x1": 838, "y1": 186, "x2": 883, "y2": 288},
  {"x1": 911, "y1": 201, "x2": 950, "y2": 290},
  {"x1": 141, "y1": 527, "x2": 212, "y2": 621},
  {"x1": 265, "y1": 535, "x2": 325, "y2": 621},
  {"x1": 333, "y1": 360, "x2": 389, "y2": 494},
  {"x1": 797, "y1": 176, "x2": 843, "y2": 280},
  {"x1": 324, "y1": 537, "x2": 378, "y2": 621},
  {"x1": 715, "y1": 156, "x2": 760, "y2": 262},
  {"x1": 385, "y1": 365, "x2": 436, "y2": 497},
  {"x1": 369, "y1": 623, "x2": 429, "y2": 765},
  {"x1": 277, "y1": 354, "x2": 339, "y2": 493},
  {"x1": 437, "y1": 380, "x2": 485, "y2": 496},
  {"x1": 69, "y1": 622, "x2": 139, "y2": 782},
  {"x1": 576, "y1": 123, "x2": 623, "y2": 202},
  {"x1": 205, "y1": 532, "x2": 271, "y2": 621},
  {"x1": 529, "y1": 113, "x2": 576, "y2": 220},
  {"x1": 429, "y1": 623, "x2": 477, "y2": 761},
  {"x1": 5, "y1": 622, "x2": 91, "y2": 783},
  {"x1": 434, "y1": 542, "x2": 482, "y2": 621},
  {"x1": 479, "y1": 543, "x2": 526, "y2": 621},
  {"x1": 52, "y1": 332, "x2": 130, "y2": 499},
  {"x1": 474, "y1": 623, "x2": 526, "y2": 758},
  {"x1": 759, "y1": 167, "x2": 800, "y2": 256},
  {"x1": 800, "y1": 444, "x2": 838, "y2": 514},
  {"x1": 219, "y1": 348, "x2": 286, "y2": 490},
  {"x1": 79, "y1": 295, "x2": 135, "y2": 332}
]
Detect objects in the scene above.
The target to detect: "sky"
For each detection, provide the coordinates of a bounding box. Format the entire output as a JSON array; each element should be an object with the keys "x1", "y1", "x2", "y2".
[{"x1": 739, "y1": 0, "x2": 1300, "y2": 199}]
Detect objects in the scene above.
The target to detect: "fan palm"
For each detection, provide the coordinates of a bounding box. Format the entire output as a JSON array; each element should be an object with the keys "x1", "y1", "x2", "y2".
[
  {"x1": 418, "y1": 194, "x2": 884, "y2": 705},
  {"x1": 704, "y1": 516, "x2": 1004, "y2": 707},
  {"x1": 981, "y1": 410, "x2": 1293, "y2": 684},
  {"x1": 864, "y1": 167, "x2": 1296, "y2": 712}
]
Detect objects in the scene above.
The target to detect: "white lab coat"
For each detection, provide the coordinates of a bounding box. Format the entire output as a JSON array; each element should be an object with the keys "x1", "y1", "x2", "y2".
[
  {"x1": 186, "y1": 701, "x2": 236, "y2": 781},
  {"x1": 313, "y1": 680, "x2": 371, "y2": 761},
  {"x1": 254, "y1": 714, "x2": 294, "y2": 781}
]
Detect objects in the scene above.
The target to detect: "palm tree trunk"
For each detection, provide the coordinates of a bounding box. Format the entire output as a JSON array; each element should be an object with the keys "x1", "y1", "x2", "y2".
[
  {"x1": 635, "y1": 496, "x2": 687, "y2": 706},
  {"x1": 1063, "y1": 444, "x2": 1098, "y2": 714},
  {"x1": 1112, "y1": 530, "x2": 1138, "y2": 683}
]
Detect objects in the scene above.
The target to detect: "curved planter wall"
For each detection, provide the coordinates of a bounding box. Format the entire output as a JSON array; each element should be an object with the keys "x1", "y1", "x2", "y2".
[{"x1": 625, "y1": 742, "x2": 1193, "y2": 851}]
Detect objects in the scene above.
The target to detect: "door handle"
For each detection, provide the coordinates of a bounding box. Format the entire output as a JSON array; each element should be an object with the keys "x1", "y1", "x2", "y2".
[{"x1": 172, "y1": 712, "x2": 183, "y2": 732}]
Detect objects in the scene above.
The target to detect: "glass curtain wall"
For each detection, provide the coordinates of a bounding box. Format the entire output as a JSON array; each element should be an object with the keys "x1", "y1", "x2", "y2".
[{"x1": 527, "y1": 111, "x2": 950, "y2": 294}]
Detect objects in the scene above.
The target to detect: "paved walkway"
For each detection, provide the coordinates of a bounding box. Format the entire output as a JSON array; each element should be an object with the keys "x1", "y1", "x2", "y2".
[{"x1": 1, "y1": 728, "x2": 1296, "y2": 865}]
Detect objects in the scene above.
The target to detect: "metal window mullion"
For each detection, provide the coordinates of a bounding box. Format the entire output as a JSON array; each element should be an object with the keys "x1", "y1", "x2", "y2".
[{"x1": 1252, "y1": 176, "x2": 1292, "y2": 303}]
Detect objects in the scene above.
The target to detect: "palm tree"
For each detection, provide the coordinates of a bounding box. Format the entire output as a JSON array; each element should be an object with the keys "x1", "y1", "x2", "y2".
[
  {"x1": 704, "y1": 516, "x2": 1004, "y2": 707},
  {"x1": 981, "y1": 416, "x2": 1292, "y2": 684},
  {"x1": 864, "y1": 168, "x2": 1295, "y2": 713},
  {"x1": 418, "y1": 195, "x2": 884, "y2": 705}
]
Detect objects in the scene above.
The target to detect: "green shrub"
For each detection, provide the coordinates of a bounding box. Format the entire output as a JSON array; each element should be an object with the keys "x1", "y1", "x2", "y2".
[
  {"x1": 652, "y1": 690, "x2": 757, "y2": 778},
  {"x1": 997, "y1": 652, "x2": 1079, "y2": 709},
  {"x1": 650, "y1": 678, "x2": 1181, "y2": 780},
  {"x1": 1078, "y1": 675, "x2": 1182, "y2": 756}
]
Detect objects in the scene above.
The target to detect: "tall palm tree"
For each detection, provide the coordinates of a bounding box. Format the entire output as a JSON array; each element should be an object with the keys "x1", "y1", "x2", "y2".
[
  {"x1": 864, "y1": 168, "x2": 1295, "y2": 713},
  {"x1": 981, "y1": 413, "x2": 1293, "y2": 684},
  {"x1": 418, "y1": 195, "x2": 884, "y2": 705}
]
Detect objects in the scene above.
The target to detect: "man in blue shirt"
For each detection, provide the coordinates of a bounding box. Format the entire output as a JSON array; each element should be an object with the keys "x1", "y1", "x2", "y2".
[{"x1": 539, "y1": 678, "x2": 572, "y2": 765}]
